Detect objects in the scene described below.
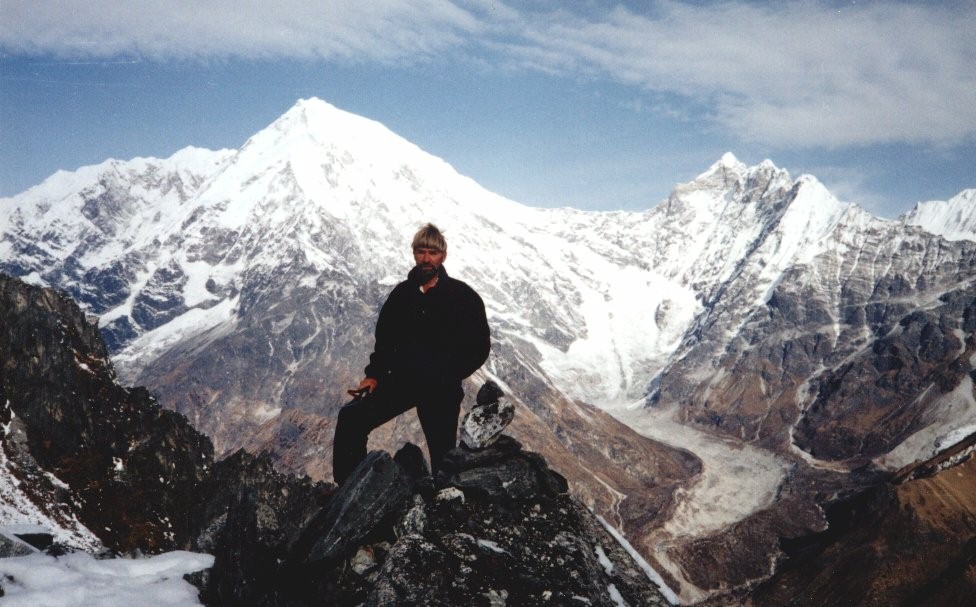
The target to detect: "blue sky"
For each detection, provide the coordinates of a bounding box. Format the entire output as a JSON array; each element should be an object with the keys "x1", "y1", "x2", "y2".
[{"x1": 1, "y1": 1, "x2": 974, "y2": 218}]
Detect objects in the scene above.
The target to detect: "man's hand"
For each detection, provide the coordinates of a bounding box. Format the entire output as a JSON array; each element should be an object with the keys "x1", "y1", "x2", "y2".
[{"x1": 347, "y1": 377, "x2": 378, "y2": 397}]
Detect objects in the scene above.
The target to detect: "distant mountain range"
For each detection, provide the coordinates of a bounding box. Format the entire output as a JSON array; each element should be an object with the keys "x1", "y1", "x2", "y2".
[{"x1": 2, "y1": 97, "x2": 974, "y2": 603}]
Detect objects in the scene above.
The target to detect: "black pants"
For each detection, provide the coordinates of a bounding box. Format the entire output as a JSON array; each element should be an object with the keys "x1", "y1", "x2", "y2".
[{"x1": 332, "y1": 378, "x2": 463, "y2": 485}]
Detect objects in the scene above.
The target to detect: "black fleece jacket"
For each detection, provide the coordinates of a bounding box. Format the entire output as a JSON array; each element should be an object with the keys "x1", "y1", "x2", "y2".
[{"x1": 365, "y1": 265, "x2": 490, "y2": 386}]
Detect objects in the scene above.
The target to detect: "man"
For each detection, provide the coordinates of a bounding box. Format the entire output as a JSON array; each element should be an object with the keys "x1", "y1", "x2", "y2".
[{"x1": 332, "y1": 223, "x2": 490, "y2": 484}]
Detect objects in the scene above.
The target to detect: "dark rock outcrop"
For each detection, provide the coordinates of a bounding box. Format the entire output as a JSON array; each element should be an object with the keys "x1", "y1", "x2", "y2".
[
  {"x1": 0, "y1": 273, "x2": 214, "y2": 553},
  {"x1": 295, "y1": 450, "x2": 413, "y2": 568},
  {"x1": 189, "y1": 436, "x2": 671, "y2": 606}
]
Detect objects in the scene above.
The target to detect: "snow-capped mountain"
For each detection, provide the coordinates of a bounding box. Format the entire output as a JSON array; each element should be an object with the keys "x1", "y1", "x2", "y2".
[
  {"x1": 0, "y1": 146, "x2": 235, "y2": 351},
  {"x1": 903, "y1": 189, "x2": 976, "y2": 241},
  {"x1": 3, "y1": 97, "x2": 975, "y2": 603},
  {"x1": 1, "y1": 100, "x2": 685, "y2": 405},
  {"x1": 636, "y1": 157, "x2": 976, "y2": 600}
]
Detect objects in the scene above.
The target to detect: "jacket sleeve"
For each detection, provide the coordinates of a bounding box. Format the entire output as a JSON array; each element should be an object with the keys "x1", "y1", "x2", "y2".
[
  {"x1": 364, "y1": 287, "x2": 399, "y2": 380},
  {"x1": 454, "y1": 287, "x2": 490, "y2": 380}
]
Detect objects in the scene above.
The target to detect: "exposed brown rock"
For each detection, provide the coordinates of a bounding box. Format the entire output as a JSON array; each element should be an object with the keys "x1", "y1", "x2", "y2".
[{"x1": 747, "y1": 444, "x2": 976, "y2": 606}]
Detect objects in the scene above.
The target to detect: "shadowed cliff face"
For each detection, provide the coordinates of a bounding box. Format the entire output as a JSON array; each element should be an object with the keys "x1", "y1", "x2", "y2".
[{"x1": 794, "y1": 303, "x2": 975, "y2": 462}]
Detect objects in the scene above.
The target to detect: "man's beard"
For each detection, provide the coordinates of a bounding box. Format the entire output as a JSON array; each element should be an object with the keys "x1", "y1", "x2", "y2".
[{"x1": 414, "y1": 264, "x2": 438, "y2": 283}]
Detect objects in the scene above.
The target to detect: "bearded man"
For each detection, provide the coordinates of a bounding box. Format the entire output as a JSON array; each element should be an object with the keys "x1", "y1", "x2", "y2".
[{"x1": 332, "y1": 223, "x2": 490, "y2": 484}]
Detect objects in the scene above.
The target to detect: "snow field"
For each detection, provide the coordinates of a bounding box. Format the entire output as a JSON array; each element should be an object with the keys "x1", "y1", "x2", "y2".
[
  {"x1": 875, "y1": 375, "x2": 976, "y2": 470},
  {"x1": 0, "y1": 550, "x2": 214, "y2": 607}
]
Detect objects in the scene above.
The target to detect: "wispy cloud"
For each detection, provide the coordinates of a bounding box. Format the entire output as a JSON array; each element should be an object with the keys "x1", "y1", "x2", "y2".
[
  {"x1": 0, "y1": 0, "x2": 480, "y2": 63},
  {"x1": 504, "y1": 1, "x2": 976, "y2": 148},
  {"x1": 3, "y1": 1, "x2": 974, "y2": 148}
]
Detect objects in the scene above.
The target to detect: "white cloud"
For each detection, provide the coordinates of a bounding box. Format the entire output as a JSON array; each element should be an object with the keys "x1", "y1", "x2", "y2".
[
  {"x1": 0, "y1": 0, "x2": 480, "y2": 63},
  {"x1": 3, "y1": 1, "x2": 974, "y2": 148},
  {"x1": 503, "y1": 2, "x2": 976, "y2": 148}
]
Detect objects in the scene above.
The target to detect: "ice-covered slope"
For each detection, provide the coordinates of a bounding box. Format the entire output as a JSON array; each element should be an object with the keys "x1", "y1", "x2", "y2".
[
  {"x1": 903, "y1": 189, "x2": 976, "y2": 242},
  {"x1": 0, "y1": 444, "x2": 101, "y2": 551},
  {"x1": 0, "y1": 146, "x2": 233, "y2": 270},
  {"x1": 0, "y1": 146, "x2": 235, "y2": 350}
]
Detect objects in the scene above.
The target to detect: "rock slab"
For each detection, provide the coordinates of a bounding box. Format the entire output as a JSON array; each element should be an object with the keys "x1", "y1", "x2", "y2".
[{"x1": 460, "y1": 380, "x2": 514, "y2": 449}]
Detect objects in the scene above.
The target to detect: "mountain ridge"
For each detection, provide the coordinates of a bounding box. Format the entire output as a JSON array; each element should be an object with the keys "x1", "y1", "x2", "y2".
[{"x1": 903, "y1": 188, "x2": 976, "y2": 242}]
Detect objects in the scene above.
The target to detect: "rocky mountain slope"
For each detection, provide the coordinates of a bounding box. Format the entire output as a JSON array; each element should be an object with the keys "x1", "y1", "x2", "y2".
[
  {"x1": 636, "y1": 157, "x2": 976, "y2": 601},
  {"x1": 2, "y1": 98, "x2": 976, "y2": 602},
  {"x1": 0, "y1": 274, "x2": 672, "y2": 605},
  {"x1": 750, "y1": 434, "x2": 976, "y2": 606},
  {"x1": 0, "y1": 273, "x2": 213, "y2": 553}
]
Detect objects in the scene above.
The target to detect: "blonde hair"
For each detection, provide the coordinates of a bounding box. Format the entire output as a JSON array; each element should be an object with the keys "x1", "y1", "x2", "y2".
[{"x1": 411, "y1": 223, "x2": 447, "y2": 252}]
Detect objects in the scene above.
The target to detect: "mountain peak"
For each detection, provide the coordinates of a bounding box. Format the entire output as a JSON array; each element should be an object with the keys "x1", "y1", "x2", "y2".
[
  {"x1": 233, "y1": 97, "x2": 456, "y2": 187},
  {"x1": 696, "y1": 152, "x2": 747, "y2": 182},
  {"x1": 278, "y1": 97, "x2": 366, "y2": 132},
  {"x1": 903, "y1": 188, "x2": 976, "y2": 242},
  {"x1": 264, "y1": 97, "x2": 403, "y2": 149},
  {"x1": 293, "y1": 96, "x2": 331, "y2": 110},
  {"x1": 683, "y1": 154, "x2": 792, "y2": 199},
  {"x1": 717, "y1": 151, "x2": 744, "y2": 168}
]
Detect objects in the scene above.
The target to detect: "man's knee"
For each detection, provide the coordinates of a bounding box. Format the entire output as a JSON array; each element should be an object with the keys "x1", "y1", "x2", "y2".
[{"x1": 337, "y1": 393, "x2": 392, "y2": 435}]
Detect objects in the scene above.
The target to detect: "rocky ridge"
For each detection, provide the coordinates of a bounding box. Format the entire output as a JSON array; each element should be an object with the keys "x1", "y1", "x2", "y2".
[
  {"x1": 191, "y1": 439, "x2": 672, "y2": 606},
  {"x1": 749, "y1": 431, "x2": 976, "y2": 606},
  {"x1": 904, "y1": 189, "x2": 976, "y2": 242},
  {"x1": 0, "y1": 273, "x2": 213, "y2": 553}
]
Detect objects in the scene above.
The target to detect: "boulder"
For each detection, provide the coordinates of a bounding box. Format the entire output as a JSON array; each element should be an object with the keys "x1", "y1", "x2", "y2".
[
  {"x1": 295, "y1": 450, "x2": 413, "y2": 566},
  {"x1": 460, "y1": 380, "x2": 515, "y2": 449},
  {"x1": 0, "y1": 534, "x2": 35, "y2": 558}
]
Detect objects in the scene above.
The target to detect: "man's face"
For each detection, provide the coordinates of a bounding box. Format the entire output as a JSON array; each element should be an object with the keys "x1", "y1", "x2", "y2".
[{"x1": 413, "y1": 246, "x2": 446, "y2": 273}]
